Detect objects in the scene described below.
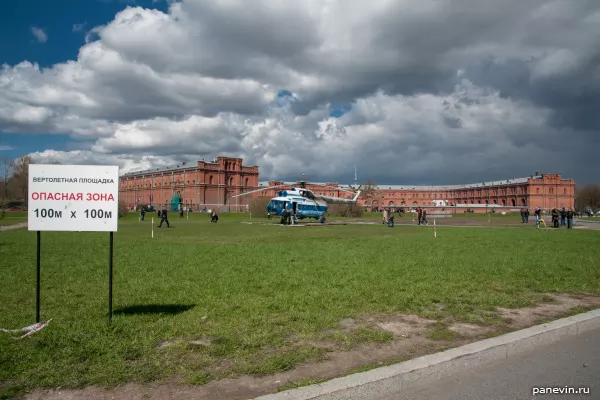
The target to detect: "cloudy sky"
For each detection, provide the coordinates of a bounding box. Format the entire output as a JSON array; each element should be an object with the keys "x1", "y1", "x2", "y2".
[{"x1": 1, "y1": 0, "x2": 598, "y2": 185}]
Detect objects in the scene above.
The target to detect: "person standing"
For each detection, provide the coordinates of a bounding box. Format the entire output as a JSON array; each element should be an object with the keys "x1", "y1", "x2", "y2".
[
  {"x1": 520, "y1": 208, "x2": 525, "y2": 223},
  {"x1": 158, "y1": 207, "x2": 170, "y2": 228},
  {"x1": 566, "y1": 208, "x2": 574, "y2": 229},
  {"x1": 551, "y1": 208, "x2": 559, "y2": 228},
  {"x1": 560, "y1": 208, "x2": 567, "y2": 227}
]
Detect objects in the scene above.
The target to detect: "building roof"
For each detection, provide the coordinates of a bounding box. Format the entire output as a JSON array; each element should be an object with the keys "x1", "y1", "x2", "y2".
[
  {"x1": 122, "y1": 163, "x2": 204, "y2": 176},
  {"x1": 121, "y1": 160, "x2": 258, "y2": 177},
  {"x1": 258, "y1": 176, "x2": 540, "y2": 191}
]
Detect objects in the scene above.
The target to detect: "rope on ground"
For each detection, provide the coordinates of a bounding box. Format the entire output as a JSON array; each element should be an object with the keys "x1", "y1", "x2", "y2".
[{"x1": 0, "y1": 319, "x2": 52, "y2": 339}]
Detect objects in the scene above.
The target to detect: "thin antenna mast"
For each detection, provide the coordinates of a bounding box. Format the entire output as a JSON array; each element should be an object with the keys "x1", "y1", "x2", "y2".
[{"x1": 354, "y1": 164, "x2": 358, "y2": 186}]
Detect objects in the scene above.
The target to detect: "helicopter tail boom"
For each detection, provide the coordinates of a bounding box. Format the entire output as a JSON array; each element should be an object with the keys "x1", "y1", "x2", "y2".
[{"x1": 318, "y1": 190, "x2": 361, "y2": 205}]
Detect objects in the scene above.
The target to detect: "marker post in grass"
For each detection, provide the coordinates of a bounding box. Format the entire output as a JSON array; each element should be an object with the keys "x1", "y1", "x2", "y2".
[
  {"x1": 434, "y1": 219, "x2": 437, "y2": 238},
  {"x1": 28, "y1": 164, "x2": 119, "y2": 324},
  {"x1": 152, "y1": 217, "x2": 154, "y2": 238}
]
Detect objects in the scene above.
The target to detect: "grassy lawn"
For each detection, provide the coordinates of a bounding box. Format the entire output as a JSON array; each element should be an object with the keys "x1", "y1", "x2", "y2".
[
  {"x1": 0, "y1": 212, "x2": 26, "y2": 226},
  {"x1": 0, "y1": 211, "x2": 599, "y2": 398}
]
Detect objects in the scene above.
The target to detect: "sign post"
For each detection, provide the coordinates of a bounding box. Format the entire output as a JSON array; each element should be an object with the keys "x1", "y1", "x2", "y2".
[
  {"x1": 28, "y1": 164, "x2": 119, "y2": 324},
  {"x1": 36, "y1": 231, "x2": 41, "y2": 323}
]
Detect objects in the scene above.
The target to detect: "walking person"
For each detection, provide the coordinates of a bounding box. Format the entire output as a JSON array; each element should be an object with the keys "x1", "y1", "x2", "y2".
[
  {"x1": 158, "y1": 206, "x2": 170, "y2": 228},
  {"x1": 535, "y1": 208, "x2": 542, "y2": 228}
]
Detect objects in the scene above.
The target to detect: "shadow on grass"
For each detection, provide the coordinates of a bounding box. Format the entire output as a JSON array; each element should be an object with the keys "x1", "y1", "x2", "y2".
[{"x1": 114, "y1": 304, "x2": 195, "y2": 315}]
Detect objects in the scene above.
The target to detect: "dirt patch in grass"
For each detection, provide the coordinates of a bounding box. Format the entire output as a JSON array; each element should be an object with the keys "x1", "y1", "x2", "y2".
[
  {"x1": 497, "y1": 293, "x2": 600, "y2": 328},
  {"x1": 23, "y1": 293, "x2": 600, "y2": 400}
]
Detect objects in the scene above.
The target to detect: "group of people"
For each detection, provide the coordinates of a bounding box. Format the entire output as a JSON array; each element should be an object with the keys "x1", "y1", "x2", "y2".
[
  {"x1": 138, "y1": 206, "x2": 220, "y2": 227},
  {"x1": 381, "y1": 207, "x2": 427, "y2": 227},
  {"x1": 280, "y1": 208, "x2": 302, "y2": 225},
  {"x1": 521, "y1": 207, "x2": 575, "y2": 229},
  {"x1": 382, "y1": 208, "x2": 395, "y2": 227},
  {"x1": 551, "y1": 207, "x2": 575, "y2": 229}
]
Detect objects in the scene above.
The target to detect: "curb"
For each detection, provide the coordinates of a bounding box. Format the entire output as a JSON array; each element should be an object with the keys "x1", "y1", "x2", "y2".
[{"x1": 252, "y1": 308, "x2": 600, "y2": 400}]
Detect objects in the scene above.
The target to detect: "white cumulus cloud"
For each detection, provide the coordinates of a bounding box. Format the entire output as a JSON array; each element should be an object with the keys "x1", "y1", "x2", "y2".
[{"x1": 2, "y1": 0, "x2": 599, "y2": 184}]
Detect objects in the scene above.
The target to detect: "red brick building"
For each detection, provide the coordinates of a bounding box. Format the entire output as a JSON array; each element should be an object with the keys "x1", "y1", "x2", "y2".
[
  {"x1": 254, "y1": 173, "x2": 575, "y2": 213},
  {"x1": 119, "y1": 156, "x2": 575, "y2": 213},
  {"x1": 118, "y1": 156, "x2": 259, "y2": 212}
]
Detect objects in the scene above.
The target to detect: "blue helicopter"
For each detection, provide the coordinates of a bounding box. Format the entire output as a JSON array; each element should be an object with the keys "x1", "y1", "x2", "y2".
[{"x1": 231, "y1": 181, "x2": 361, "y2": 222}]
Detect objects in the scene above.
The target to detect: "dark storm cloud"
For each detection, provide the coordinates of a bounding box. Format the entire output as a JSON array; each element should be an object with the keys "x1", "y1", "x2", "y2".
[{"x1": 2, "y1": 0, "x2": 600, "y2": 186}]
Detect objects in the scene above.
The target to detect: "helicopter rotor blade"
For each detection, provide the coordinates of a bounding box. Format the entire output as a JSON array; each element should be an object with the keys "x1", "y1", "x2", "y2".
[
  {"x1": 230, "y1": 182, "x2": 304, "y2": 198},
  {"x1": 230, "y1": 180, "x2": 361, "y2": 199},
  {"x1": 230, "y1": 184, "x2": 287, "y2": 198}
]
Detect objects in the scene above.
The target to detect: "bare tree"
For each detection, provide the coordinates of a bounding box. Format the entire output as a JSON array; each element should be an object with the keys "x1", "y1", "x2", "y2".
[
  {"x1": 1, "y1": 156, "x2": 15, "y2": 209},
  {"x1": 359, "y1": 179, "x2": 378, "y2": 207},
  {"x1": 8, "y1": 156, "x2": 34, "y2": 207},
  {"x1": 575, "y1": 185, "x2": 600, "y2": 213}
]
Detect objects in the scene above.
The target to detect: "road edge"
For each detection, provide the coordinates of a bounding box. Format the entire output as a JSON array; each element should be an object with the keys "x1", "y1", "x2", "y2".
[{"x1": 252, "y1": 308, "x2": 600, "y2": 400}]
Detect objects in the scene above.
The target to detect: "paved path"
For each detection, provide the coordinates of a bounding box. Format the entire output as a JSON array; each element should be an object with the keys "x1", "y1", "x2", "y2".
[
  {"x1": 574, "y1": 218, "x2": 600, "y2": 230},
  {"x1": 0, "y1": 222, "x2": 28, "y2": 231},
  {"x1": 374, "y1": 327, "x2": 599, "y2": 400}
]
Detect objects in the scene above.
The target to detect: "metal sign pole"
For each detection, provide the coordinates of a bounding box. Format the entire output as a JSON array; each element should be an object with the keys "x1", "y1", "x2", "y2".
[
  {"x1": 36, "y1": 231, "x2": 41, "y2": 323},
  {"x1": 108, "y1": 231, "x2": 114, "y2": 323}
]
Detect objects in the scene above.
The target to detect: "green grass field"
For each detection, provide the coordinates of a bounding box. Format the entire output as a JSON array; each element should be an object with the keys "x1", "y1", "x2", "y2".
[
  {"x1": 1, "y1": 211, "x2": 599, "y2": 398},
  {"x1": 0, "y1": 212, "x2": 26, "y2": 226}
]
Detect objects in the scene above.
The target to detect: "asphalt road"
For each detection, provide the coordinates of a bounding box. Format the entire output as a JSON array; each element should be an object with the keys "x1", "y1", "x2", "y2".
[{"x1": 375, "y1": 328, "x2": 599, "y2": 400}]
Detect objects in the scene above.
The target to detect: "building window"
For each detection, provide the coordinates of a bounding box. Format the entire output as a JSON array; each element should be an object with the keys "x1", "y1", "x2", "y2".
[
  {"x1": 536, "y1": 188, "x2": 540, "y2": 194},
  {"x1": 228, "y1": 177, "x2": 234, "y2": 185},
  {"x1": 549, "y1": 188, "x2": 554, "y2": 194},
  {"x1": 563, "y1": 188, "x2": 566, "y2": 195},
  {"x1": 245, "y1": 178, "x2": 249, "y2": 186},
  {"x1": 209, "y1": 176, "x2": 213, "y2": 185}
]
